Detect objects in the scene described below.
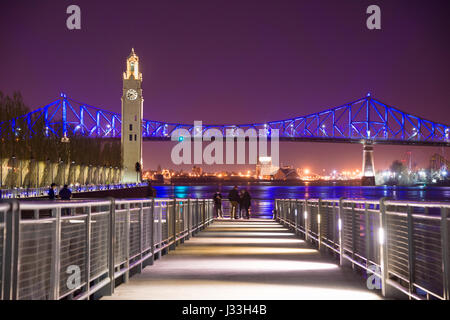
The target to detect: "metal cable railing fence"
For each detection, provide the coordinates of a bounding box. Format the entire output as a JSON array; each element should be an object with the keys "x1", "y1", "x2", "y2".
[
  {"x1": 0, "y1": 203, "x2": 8, "y2": 300},
  {"x1": 0, "y1": 197, "x2": 214, "y2": 300},
  {"x1": 275, "y1": 198, "x2": 450, "y2": 300}
]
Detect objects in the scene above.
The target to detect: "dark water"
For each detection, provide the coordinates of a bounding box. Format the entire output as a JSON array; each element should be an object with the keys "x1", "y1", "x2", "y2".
[{"x1": 154, "y1": 184, "x2": 450, "y2": 218}]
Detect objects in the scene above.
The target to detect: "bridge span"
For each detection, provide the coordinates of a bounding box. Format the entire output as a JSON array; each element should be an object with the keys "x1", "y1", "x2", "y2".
[
  {"x1": 1, "y1": 196, "x2": 449, "y2": 300},
  {"x1": 3, "y1": 93, "x2": 448, "y2": 146}
]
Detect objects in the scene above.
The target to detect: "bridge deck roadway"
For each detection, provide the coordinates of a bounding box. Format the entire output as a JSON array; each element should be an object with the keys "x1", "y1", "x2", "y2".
[{"x1": 103, "y1": 219, "x2": 382, "y2": 300}]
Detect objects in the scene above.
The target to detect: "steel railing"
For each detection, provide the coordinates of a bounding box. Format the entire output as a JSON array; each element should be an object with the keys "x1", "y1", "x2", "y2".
[
  {"x1": 0, "y1": 182, "x2": 149, "y2": 199},
  {"x1": 0, "y1": 197, "x2": 214, "y2": 300},
  {"x1": 0, "y1": 203, "x2": 7, "y2": 300},
  {"x1": 275, "y1": 198, "x2": 450, "y2": 300}
]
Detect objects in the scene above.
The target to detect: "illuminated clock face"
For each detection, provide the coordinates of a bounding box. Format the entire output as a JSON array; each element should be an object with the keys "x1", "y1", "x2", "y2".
[{"x1": 126, "y1": 89, "x2": 138, "y2": 101}]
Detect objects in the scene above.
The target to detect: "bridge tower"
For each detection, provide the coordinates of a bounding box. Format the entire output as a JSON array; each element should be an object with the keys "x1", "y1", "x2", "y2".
[
  {"x1": 121, "y1": 48, "x2": 143, "y2": 183},
  {"x1": 361, "y1": 142, "x2": 376, "y2": 186}
]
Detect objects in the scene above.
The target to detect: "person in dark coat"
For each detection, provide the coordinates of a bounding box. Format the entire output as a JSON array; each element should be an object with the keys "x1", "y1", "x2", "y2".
[
  {"x1": 213, "y1": 191, "x2": 223, "y2": 218},
  {"x1": 237, "y1": 190, "x2": 243, "y2": 219},
  {"x1": 240, "y1": 189, "x2": 252, "y2": 219},
  {"x1": 59, "y1": 185, "x2": 72, "y2": 200},
  {"x1": 228, "y1": 186, "x2": 240, "y2": 219},
  {"x1": 48, "y1": 183, "x2": 57, "y2": 200}
]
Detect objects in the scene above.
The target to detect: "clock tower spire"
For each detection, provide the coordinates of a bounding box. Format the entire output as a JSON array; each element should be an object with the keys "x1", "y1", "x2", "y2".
[{"x1": 121, "y1": 48, "x2": 143, "y2": 183}]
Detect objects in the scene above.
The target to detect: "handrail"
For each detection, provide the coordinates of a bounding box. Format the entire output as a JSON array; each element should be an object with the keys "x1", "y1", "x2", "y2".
[
  {"x1": 0, "y1": 182, "x2": 149, "y2": 200},
  {"x1": 0, "y1": 197, "x2": 214, "y2": 300},
  {"x1": 275, "y1": 197, "x2": 450, "y2": 300}
]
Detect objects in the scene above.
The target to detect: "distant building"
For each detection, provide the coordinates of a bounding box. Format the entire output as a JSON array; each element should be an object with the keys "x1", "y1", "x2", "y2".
[
  {"x1": 256, "y1": 156, "x2": 279, "y2": 179},
  {"x1": 192, "y1": 166, "x2": 203, "y2": 176},
  {"x1": 273, "y1": 166, "x2": 299, "y2": 180},
  {"x1": 162, "y1": 169, "x2": 171, "y2": 184}
]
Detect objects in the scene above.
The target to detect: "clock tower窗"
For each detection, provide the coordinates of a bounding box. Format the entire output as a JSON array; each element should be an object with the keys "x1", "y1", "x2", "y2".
[{"x1": 121, "y1": 48, "x2": 143, "y2": 183}]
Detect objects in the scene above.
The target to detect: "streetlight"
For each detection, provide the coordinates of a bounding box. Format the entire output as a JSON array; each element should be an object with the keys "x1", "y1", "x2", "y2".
[{"x1": 71, "y1": 160, "x2": 75, "y2": 185}]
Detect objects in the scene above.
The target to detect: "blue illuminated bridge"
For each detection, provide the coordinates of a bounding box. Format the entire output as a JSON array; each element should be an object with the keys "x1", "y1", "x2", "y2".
[{"x1": 1, "y1": 93, "x2": 449, "y2": 146}]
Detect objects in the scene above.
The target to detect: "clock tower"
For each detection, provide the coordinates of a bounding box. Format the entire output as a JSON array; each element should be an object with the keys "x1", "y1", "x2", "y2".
[{"x1": 121, "y1": 48, "x2": 143, "y2": 183}]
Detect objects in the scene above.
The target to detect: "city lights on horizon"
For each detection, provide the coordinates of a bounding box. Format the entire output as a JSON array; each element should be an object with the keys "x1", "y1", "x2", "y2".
[{"x1": 142, "y1": 165, "x2": 369, "y2": 182}]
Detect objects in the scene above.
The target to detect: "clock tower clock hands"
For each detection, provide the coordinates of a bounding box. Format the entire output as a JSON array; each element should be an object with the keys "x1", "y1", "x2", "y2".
[{"x1": 126, "y1": 89, "x2": 138, "y2": 101}]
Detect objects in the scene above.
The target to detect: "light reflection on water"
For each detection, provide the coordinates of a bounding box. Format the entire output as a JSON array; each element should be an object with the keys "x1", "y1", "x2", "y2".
[{"x1": 154, "y1": 185, "x2": 450, "y2": 219}]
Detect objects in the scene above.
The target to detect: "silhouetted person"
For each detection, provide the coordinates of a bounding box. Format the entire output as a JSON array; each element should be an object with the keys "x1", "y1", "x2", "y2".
[
  {"x1": 241, "y1": 189, "x2": 252, "y2": 219},
  {"x1": 59, "y1": 185, "x2": 72, "y2": 200},
  {"x1": 213, "y1": 191, "x2": 223, "y2": 218},
  {"x1": 48, "y1": 183, "x2": 57, "y2": 200},
  {"x1": 237, "y1": 190, "x2": 243, "y2": 219},
  {"x1": 228, "y1": 186, "x2": 240, "y2": 219}
]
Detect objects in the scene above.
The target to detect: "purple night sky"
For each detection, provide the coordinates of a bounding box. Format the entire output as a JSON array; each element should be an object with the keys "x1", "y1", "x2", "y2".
[{"x1": 1, "y1": 0, "x2": 449, "y2": 173}]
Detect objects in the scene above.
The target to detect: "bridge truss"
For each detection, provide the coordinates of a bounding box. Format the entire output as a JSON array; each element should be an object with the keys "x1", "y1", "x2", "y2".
[{"x1": 1, "y1": 93, "x2": 449, "y2": 146}]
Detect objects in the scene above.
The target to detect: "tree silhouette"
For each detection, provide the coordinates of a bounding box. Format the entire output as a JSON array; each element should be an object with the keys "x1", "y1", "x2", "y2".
[{"x1": 0, "y1": 91, "x2": 123, "y2": 187}]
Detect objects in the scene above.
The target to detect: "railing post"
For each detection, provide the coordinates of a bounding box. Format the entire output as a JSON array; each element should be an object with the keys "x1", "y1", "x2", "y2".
[
  {"x1": 338, "y1": 197, "x2": 345, "y2": 266},
  {"x1": 379, "y1": 197, "x2": 393, "y2": 298},
  {"x1": 50, "y1": 205, "x2": 61, "y2": 300},
  {"x1": 138, "y1": 202, "x2": 144, "y2": 272},
  {"x1": 406, "y1": 205, "x2": 415, "y2": 298},
  {"x1": 3, "y1": 200, "x2": 20, "y2": 300},
  {"x1": 208, "y1": 200, "x2": 212, "y2": 224},
  {"x1": 206, "y1": 199, "x2": 208, "y2": 223},
  {"x1": 85, "y1": 204, "x2": 92, "y2": 297},
  {"x1": 170, "y1": 198, "x2": 176, "y2": 250},
  {"x1": 149, "y1": 198, "x2": 155, "y2": 266},
  {"x1": 124, "y1": 202, "x2": 130, "y2": 283},
  {"x1": 193, "y1": 199, "x2": 197, "y2": 233},
  {"x1": 187, "y1": 198, "x2": 191, "y2": 240},
  {"x1": 274, "y1": 200, "x2": 277, "y2": 221},
  {"x1": 158, "y1": 202, "x2": 162, "y2": 253},
  {"x1": 202, "y1": 199, "x2": 206, "y2": 229},
  {"x1": 180, "y1": 201, "x2": 186, "y2": 243},
  {"x1": 441, "y1": 206, "x2": 449, "y2": 300},
  {"x1": 364, "y1": 202, "x2": 370, "y2": 269},
  {"x1": 279, "y1": 200, "x2": 282, "y2": 221},
  {"x1": 107, "y1": 197, "x2": 116, "y2": 295},
  {"x1": 318, "y1": 199, "x2": 322, "y2": 251},
  {"x1": 333, "y1": 201, "x2": 338, "y2": 256},
  {"x1": 351, "y1": 202, "x2": 356, "y2": 269},
  {"x1": 208, "y1": 199, "x2": 211, "y2": 224},
  {"x1": 202, "y1": 199, "x2": 206, "y2": 226},
  {"x1": 304, "y1": 199, "x2": 308, "y2": 242},
  {"x1": 288, "y1": 200, "x2": 292, "y2": 225}
]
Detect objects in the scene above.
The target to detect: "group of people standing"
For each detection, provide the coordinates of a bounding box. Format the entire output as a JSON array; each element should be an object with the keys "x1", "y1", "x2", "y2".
[
  {"x1": 213, "y1": 186, "x2": 252, "y2": 219},
  {"x1": 48, "y1": 183, "x2": 72, "y2": 200}
]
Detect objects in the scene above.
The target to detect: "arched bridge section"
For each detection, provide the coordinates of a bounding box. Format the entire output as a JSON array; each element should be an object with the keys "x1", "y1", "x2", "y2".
[{"x1": 1, "y1": 93, "x2": 449, "y2": 146}]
